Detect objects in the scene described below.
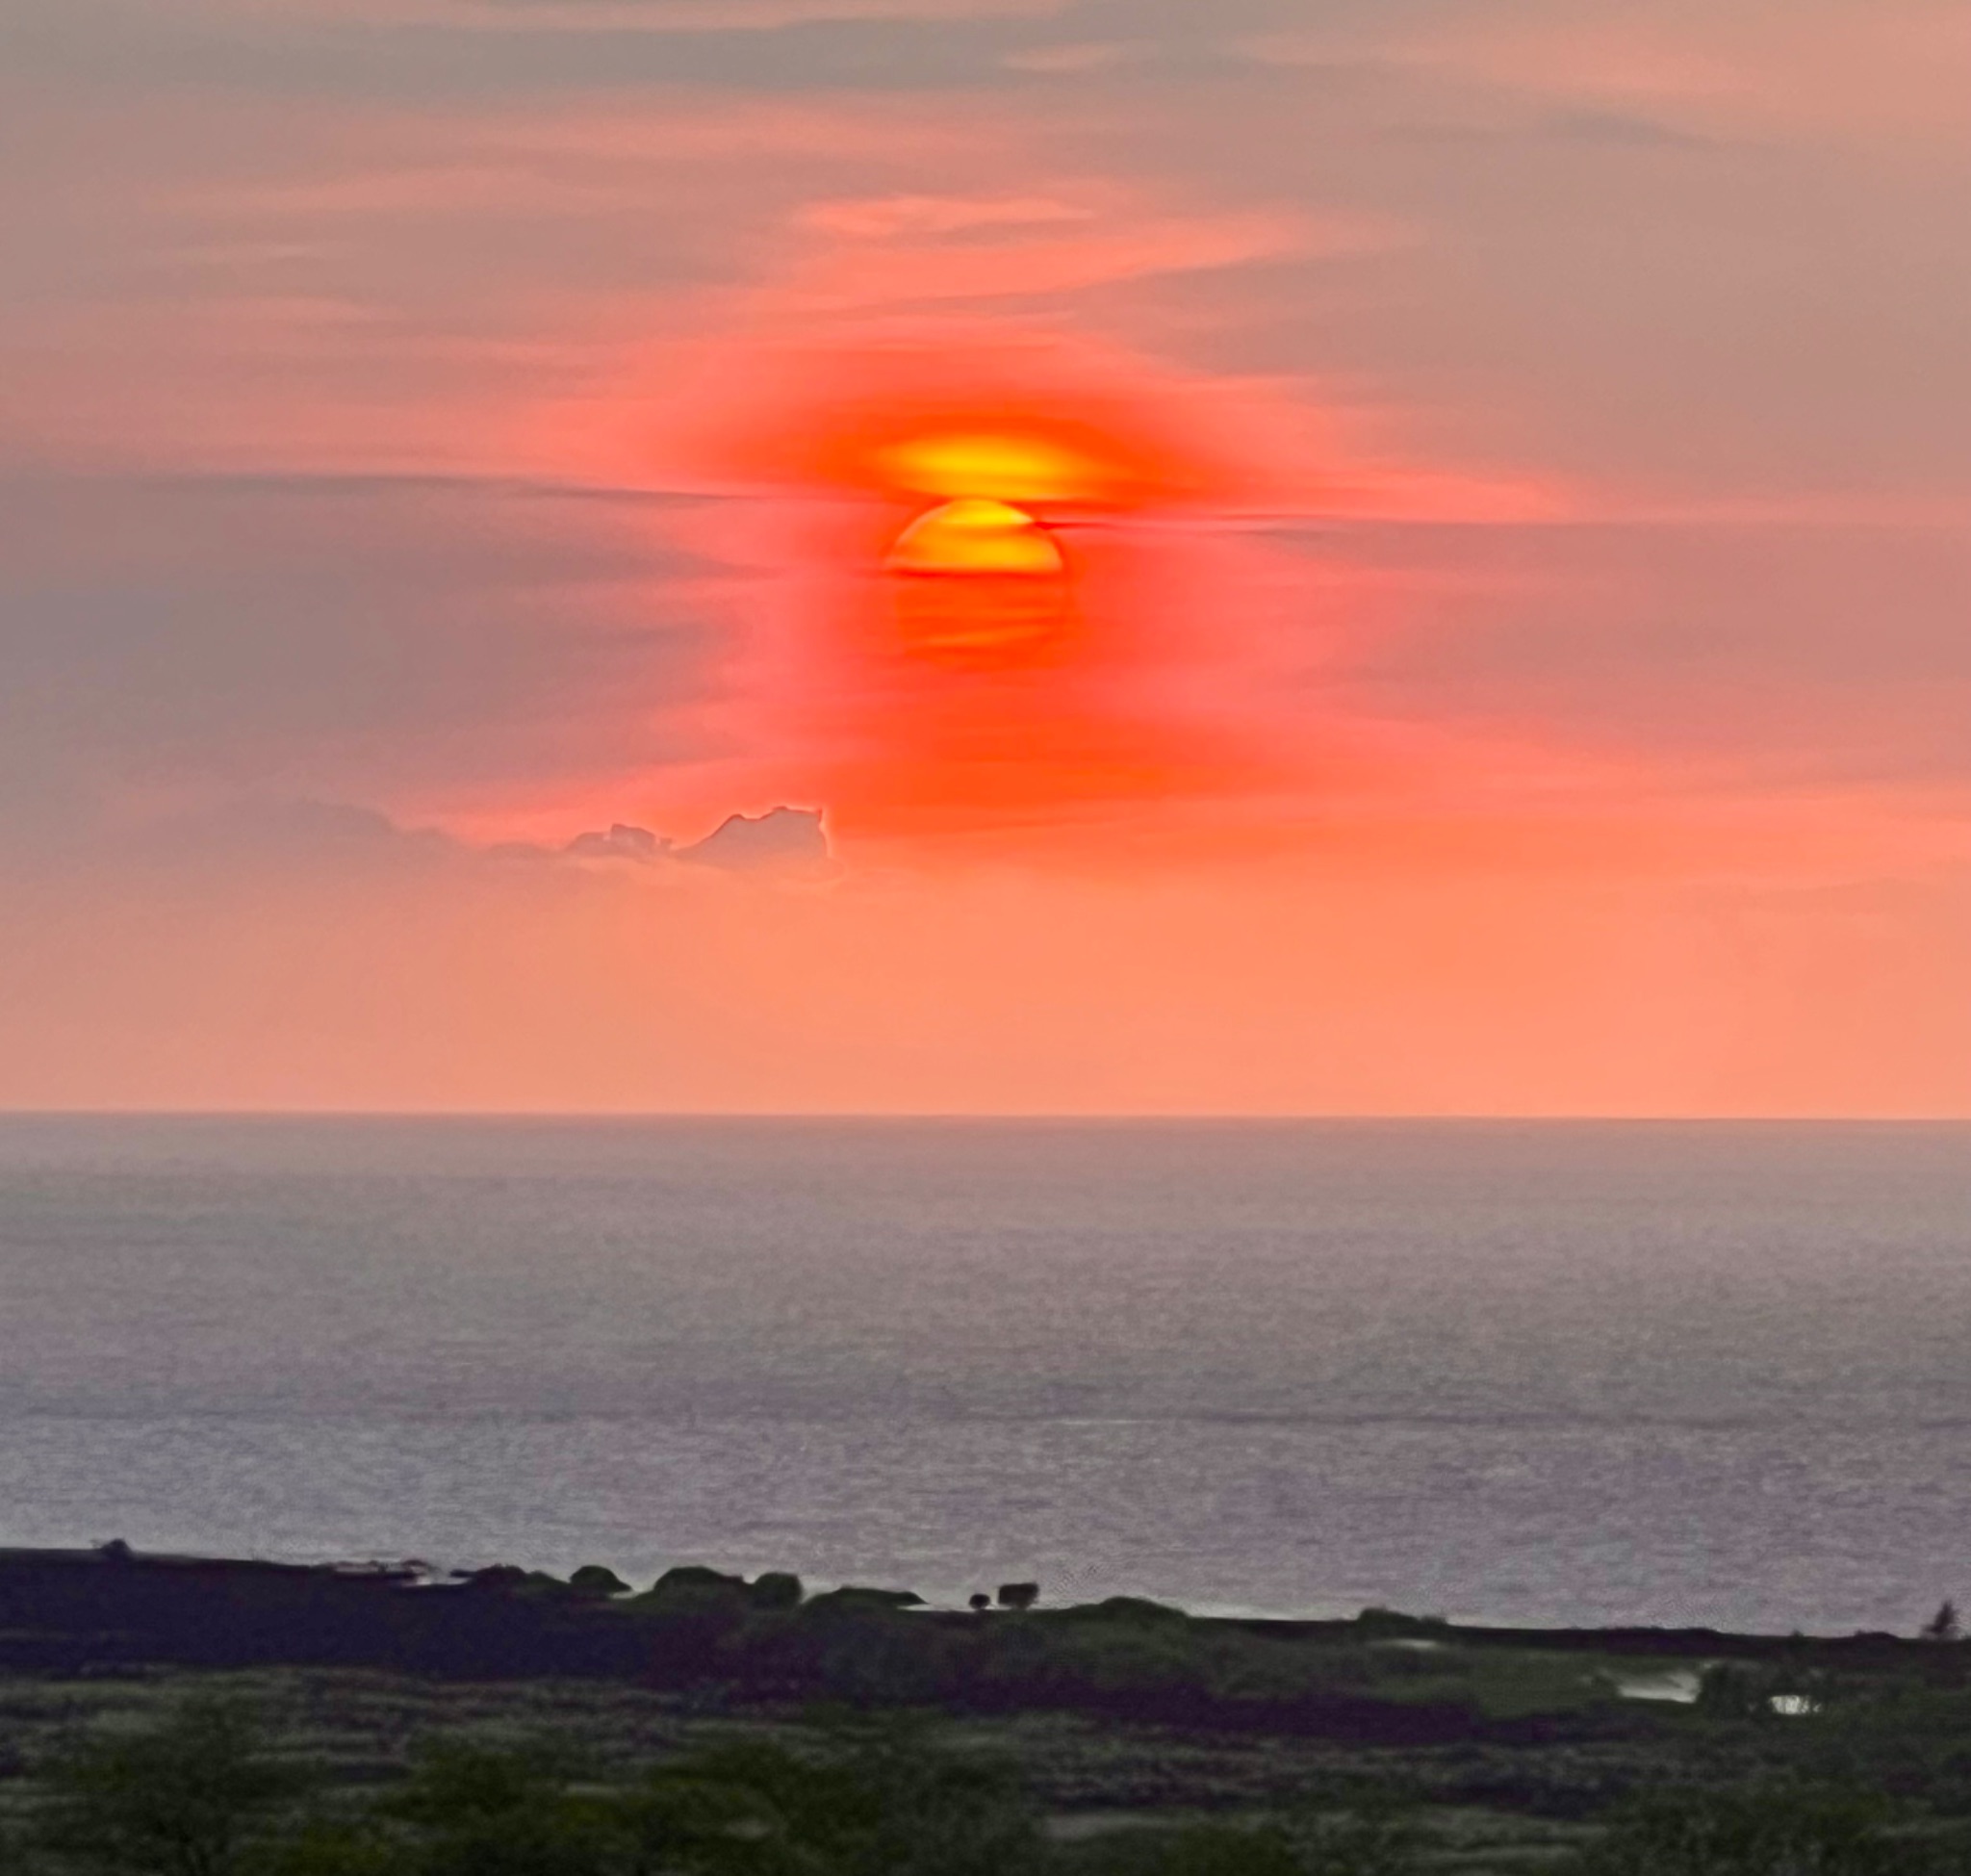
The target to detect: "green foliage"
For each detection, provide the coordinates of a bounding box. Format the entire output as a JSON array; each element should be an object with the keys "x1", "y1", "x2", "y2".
[
  {"x1": 1071, "y1": 1823, "x2": 1306, "y2": 1876},
  {"x1": 847, "y1": 1736, "x2": 1040, "y2": 1876},
  {"x1": 642, "y1": 1738, "x2": 886, "y2": 1869},
  {"x1": 1068, "y1": 1809, "x2": 1422, "y2": 1876},
  {"x1": 600, "y1": 1735, "x2": 1038, "y2": 1876},
  {"x1": 34, "y1": 1699, "x2": 307, "y2": 1876},
  {"x1": 1783, "y1": 1681, "x2": 1971, "y2": 1812},
  {"x1": 1570, "y1": 1785, "x2": 1907, "y2": 1876},
  {"x1": 961, "y1": 1609, "x2": 1396, "y2": 1716},
  {"x1": 207, "y1": 1727, "x2": 1042, "y2": 1876},
  {"x1": 37, "y1": 1626, "x2": 1971, "y2": 1876},
  {"x1": 245, "y1": 1821, "x2": 406, "y2": 1876},
  {"x1": 377, "y1": 1740, "x2": 614, "y2": 1876},
  {"x1": 607, "y1": 1760, "x2": 797, "y2": 1876},
  {"x1": 784, "y1": 1612, "x2": 956, "y2": 1706},
  {"x1": 383, "y1": 1741, "x2": 569, "y2": 1828},
  {"x1": 1284, "y1": 1806, "x2": 1421, "y2": 1876}
]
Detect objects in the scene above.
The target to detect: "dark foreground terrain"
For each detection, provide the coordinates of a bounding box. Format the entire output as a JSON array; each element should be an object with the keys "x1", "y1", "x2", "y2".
[{"x1": 3, "y1": 1547, "x2": 1971, "y2": 1874}]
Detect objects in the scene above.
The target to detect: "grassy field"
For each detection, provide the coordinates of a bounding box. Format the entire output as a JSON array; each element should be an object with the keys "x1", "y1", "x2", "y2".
[
  {"x1": 0, "y1": 1641, "x2": 1858, "y2": 1875},
  {"x1": 0, "y1": 1661, "x2": 1637, "y2": 1873},
  {"x1": 4, "y1": 1555, "x2": 1970, "y2": 1872}
]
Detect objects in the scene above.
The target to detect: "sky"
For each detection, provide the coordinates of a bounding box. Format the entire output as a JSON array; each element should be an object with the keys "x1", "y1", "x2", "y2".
[{"x1": 4, "y1": 0, "x2": 1971, "y2": 1114}]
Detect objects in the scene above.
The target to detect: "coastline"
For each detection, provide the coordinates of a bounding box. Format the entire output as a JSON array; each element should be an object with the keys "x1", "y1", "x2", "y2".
[{"x1": 3, "y1": 1542, "x2": 1966, "y2": 1871}]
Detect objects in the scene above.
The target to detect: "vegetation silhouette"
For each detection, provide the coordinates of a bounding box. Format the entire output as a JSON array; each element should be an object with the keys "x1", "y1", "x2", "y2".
[
  {"x1": 19, "y1": 1666, "x2": 1971, "y2": 1876},
  {"x1": 12, "y1": 1553, "x2": 1971, "y2": 1875},
  {"x1": 33, "y1": 1698, "x2": 304, "y2": 1876}
]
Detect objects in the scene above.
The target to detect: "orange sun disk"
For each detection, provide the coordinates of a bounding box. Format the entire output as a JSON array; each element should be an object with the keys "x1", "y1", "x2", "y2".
[
  {"x1": 883, "y1": 489, "x2": 1073, "y2": 662},
  {"x1": 885, "y1": 497, "x2": 1065, "y2": 577}
]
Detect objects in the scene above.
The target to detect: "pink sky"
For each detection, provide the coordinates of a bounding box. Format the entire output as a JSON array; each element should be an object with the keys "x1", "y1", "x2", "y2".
[{"x1": 4, "y1": 0, "x2": 1970, "y2": 1114}]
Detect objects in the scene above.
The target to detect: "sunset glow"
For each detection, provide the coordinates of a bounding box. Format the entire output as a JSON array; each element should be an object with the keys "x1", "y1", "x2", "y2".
[
  {"x1": 4, "y1": 0, "x2": 1969, "y2": 1115},
  {"x1": 878, "y1": 435, "x2": 1106, "y2": 505}
]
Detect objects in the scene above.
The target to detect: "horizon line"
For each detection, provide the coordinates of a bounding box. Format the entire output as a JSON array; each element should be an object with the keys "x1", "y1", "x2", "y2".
[{"x1": 2, "y1": 1109, "x2": 1967, "y2": 1127}]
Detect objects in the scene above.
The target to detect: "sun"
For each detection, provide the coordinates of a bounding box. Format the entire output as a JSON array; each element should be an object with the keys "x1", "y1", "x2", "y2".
[
  {"x1": 872, "y1": 431, "x2": 1083, "y2": 662},
  {"x1": 882, "y1": 495, "x2": 1073, "y2": 663},
  {"x1": 885, "y1": 497, "x2": 1066, "y2": 577}
]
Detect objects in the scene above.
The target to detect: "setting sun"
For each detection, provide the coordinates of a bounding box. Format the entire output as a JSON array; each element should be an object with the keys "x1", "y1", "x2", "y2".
[
  {"x1": 884, "y1": 496, "x2": 1074, "y2": 661},
  {"x1": 885, "y1": 497, "x2": 1066, "y2": 577}
]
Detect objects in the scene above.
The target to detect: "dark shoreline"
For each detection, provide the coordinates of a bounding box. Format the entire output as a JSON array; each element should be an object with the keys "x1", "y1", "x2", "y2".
[{"x1": 0, "y1": 1544, "x2": 1935, "y2": 1723}]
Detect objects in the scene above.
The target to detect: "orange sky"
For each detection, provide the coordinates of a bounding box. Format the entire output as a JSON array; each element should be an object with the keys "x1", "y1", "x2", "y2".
[{"x1": 3, "y1": 0, "x2": 1970, "y2": 1113}]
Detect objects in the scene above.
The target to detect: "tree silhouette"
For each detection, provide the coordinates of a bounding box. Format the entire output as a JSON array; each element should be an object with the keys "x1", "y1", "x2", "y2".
[{"x1": 1921, "y1": 1599, "x2": 1961, "y2": 1641}]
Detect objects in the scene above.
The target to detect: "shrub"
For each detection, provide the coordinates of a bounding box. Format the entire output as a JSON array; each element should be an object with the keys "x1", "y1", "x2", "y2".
[
  {"x1": 650, "y1": 1567, "x2": 749, "y2": 1598},
  {"x1": 379, "y1": 1742, "x2": 610, "y2": 1876},
  {"x1": 1571, "y1": 1785, "x2": 1906, "y2": 1875},
  {"x1": 460, "y1": 1566, "x2": 532, "y2": 1591},
  {"x1": 568, "y1": 1567, "x2": 630, "y2": 1599},
  {"x1": 34, "y1": 1699, "x2": 306, "y2": 1876},
  {"x1": 1070, "y1": 1823, "x2": 1304, "y2": 1876},
  {"x1": 750, "y1": 1572, "x2": 805, "y2": 1610}
]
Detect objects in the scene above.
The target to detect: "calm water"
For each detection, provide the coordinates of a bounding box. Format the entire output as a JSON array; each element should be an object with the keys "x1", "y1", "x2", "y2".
[{"x1": 1, "y1": 1117, "x2": 1968, "y2": 1633}]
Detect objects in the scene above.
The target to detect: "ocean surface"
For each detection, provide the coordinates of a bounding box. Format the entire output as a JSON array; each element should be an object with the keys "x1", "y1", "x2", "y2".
[{"x1": 2, "y1": 1116, "x2": 1968, "y2": 1634}]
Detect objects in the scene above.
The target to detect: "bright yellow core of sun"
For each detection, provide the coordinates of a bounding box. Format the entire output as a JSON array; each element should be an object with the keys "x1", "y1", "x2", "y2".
[
  {"x1": 879, "y1": 433, "x2": 1100, "y2": 504},
  {"x1": 886, "y1": 497, "x2": 1065, "y2": 578}
]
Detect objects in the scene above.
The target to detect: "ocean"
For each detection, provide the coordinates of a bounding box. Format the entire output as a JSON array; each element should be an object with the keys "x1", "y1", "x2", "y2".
[{"x1": 1, "y1": 1116, "x2": 1967, "y2": 1634}]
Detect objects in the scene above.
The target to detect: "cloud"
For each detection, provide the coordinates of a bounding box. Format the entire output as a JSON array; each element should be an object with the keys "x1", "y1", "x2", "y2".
[
  {"x1": 526, "y1": 808, "x2": 831, "y2": 871},
  {"x1": 564, "y1": 822, "x2": 674, "y2": 860},
  {"x1": 677, "y1": 806, "x2": 832, "y2": 871},
  {"x1": 548, "y1": 808, "x2": 833, "y2": 873}
]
